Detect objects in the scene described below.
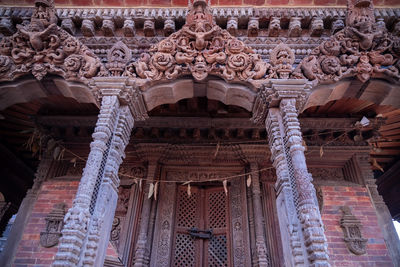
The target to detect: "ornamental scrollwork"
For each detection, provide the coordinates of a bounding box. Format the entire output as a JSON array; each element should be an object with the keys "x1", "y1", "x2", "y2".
[
  {"x1": 0, "y1": 0, "x2": 107, "y2": 83},
  {"x1": 293, "y1": 0, "x2": 400, "y2": 84},
  {"x1": 124, "y1": 0, "x2": 291, "y2": 88}
]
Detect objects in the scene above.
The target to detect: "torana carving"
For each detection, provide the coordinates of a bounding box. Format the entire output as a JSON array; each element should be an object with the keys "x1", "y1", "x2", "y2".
[
  {"x1": 124, "y1": 0, "x2": 288, "y2": 88},
  {"x1": 40, "y1": 203, "x2": 66, "y2": 248},
  {"x1": 294, "y1": 0, "x2": 400, "y2": 84},
  {"x1": 340, "y1": 206, "x2": 368, "y2": 255},
  {"x1": 0, "y1": 0, "x2": 107, "y2": 83}
]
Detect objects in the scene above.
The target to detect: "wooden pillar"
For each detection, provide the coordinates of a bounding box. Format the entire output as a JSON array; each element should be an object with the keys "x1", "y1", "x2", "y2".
[
  {"x1": 279, "y1": 98, "x2": 329, "y2": 267},
  {"x1": 266, "y1": 108, "x2": 304, "y2": 267},
  {"x1": 134, "y1": 163, "x2": 157, "y2": 267},
  {"x1": 249, "y1": 162, "x2": 270, "y2": 267},
  {"x1": 53, "y1": 77, "x2": 141, "y2": 267}
]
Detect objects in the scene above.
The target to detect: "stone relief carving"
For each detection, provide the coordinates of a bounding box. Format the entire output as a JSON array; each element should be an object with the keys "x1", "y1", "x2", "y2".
[
  {"x1": 340, "y1": 206, "x2": 368, "y2": 255},
  {"x1": 40, "y1": 203, "x2": 66, "y2": 248},
  {"x1": 294, "y1": 0, "x2": 400, "y2": 84},
  {"x1": 0, "y1": 0, "x2": 107, "y2": 83}
]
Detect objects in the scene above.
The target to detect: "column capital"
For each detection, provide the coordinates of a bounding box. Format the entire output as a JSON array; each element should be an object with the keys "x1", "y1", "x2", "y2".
[
  {"x1": 252, "y1": 79, "x2": 311, "y2": 125},
  {"x1": 90, "y1": 77, "x2": 148, "y2": 121}
]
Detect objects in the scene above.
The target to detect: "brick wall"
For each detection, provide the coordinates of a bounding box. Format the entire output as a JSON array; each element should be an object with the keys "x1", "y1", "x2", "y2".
[
  {"x1": 13, "y1": 179, "x2": 79, "y2": 267},
  {"x1": 0, "y1": 0, "x2": 399, "y2": 7},
  {"x1": 322, "y1": 185, "x2": 394, "y2": 267}
]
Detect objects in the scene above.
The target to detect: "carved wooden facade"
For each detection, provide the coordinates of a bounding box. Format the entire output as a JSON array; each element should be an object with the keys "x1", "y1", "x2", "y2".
[{"x1": 0, "y1": 0, "x2": 399, "y2": 266}]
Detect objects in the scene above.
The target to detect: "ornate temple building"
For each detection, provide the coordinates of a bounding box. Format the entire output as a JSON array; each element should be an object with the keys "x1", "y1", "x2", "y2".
[{"x1": 0, "y1": 0, "x2": 400, "y2": 266}]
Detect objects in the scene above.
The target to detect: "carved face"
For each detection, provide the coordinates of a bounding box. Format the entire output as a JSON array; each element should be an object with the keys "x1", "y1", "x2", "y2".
[
  {"x1": 320, "y1": 56, "x2": 340, "y2": 74},
  {"x1": 144, "y1": 20, "x2": 154, "y2": 31},
  {"x1": 227, "y1": 18, "x2": 238, "y2": 31},
  {"x1": 124, "y1": 20, "x2": 134, "y2": 28},
  {"x1": 164, "y1": 19, "x2": 175, "y2": 33},
  {"x1": 248, "y1": 18, "x2": 259, "y2": 30},
  {"x1": 332, "y1": 19, "x2": 344, "y2": 34},
  {"x1": 270, "y1": 18, "x2": 281, "y2": 30},
  {"x1": 158, "y1": 39, "x2": 176, "y2": 53},
  {"x1": 192, "y1": 55, "x2": 208, "y2": 81},
  {"x1": 227, "y1": 39, "x2": 245, "y2": 54},
  {"x1": 311, "y1": 18, "x2": 324, "y2": 30}
]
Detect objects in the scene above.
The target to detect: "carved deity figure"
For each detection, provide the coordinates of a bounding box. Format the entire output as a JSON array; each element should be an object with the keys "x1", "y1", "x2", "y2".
[
  {"x1": 32, "y1": 0, "x2": 57, "y2": 27},
  {"x1": 17, "y1": 22, "x2": 57, "y2": 52}
]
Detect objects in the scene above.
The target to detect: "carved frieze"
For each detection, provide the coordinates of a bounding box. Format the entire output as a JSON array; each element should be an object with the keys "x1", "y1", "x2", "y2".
[
  {"x1": 340, "y1": 206, "x2": 368, "y2": 255},
  {"x1": 123, "y1": 0, "x2": 296, "y2": 88},
  {"x1": 40, "y1": 203, "x2": 66, "y2": 248},
  {"x1": 309, "y1": 168, "x2": 344, "y2": 181}
]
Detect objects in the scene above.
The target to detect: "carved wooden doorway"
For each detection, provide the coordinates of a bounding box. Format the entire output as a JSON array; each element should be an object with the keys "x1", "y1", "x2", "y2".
[{"x1": 172, "y1": 185, "x2": 231, "y2": 267}]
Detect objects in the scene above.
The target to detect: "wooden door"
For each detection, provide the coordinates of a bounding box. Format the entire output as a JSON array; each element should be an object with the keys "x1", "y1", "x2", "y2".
[{"x1": 172, "y1": 185, "x2": 231, "y2": 267}]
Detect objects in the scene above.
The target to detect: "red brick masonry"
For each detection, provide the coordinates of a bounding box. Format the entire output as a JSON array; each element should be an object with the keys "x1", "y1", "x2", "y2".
[
  {"x1": 11, "y1": 181, "x2": 395, "y2": 266},
  {"x1": 322, "y1": 185, "x2": 394, "y2": 267}
]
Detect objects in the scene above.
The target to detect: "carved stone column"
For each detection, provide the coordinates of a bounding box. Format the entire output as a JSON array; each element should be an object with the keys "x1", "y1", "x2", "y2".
[
  {"x1": 249, "y1": 162, "x2": 270, "y2": 267},
  {"x1": 0, "y1": 157, "x2": 52, "y2": 267},
  {"x1": 53, "y1": 78, "x2": 146, "y2": 267},
  {"x1": 134, "y1": 163, "x2": 158, "y2": 267},
  {"x1": 279, "y1": 98, "x2": 329, "y2": 267}
]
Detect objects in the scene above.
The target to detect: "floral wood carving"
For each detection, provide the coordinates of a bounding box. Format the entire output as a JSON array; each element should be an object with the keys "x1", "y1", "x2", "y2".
[
  {"x1": 0, "y1": 0, "x2": 107, "y2": 83},
  {"x1": 124, "y1": 0, "x2": 291, "y2": 88},
  {"x1": 294, "y1": 0, "x2": 400, "y2": 84},
  {"x1": 40, "y1": 203, "x2": 66, "y2": 248},
  {"x1": 340, "y1": 206, "x2": 368, "y2": 255}
]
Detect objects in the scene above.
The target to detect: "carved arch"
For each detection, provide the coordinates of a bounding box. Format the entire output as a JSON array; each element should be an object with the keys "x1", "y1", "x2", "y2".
[
  {"x1": 142, "y1": 78, "x2": 256, "y2": 112},
  {"x1": 303, "y1": 78, "x2": 400, "y2": 112},
  {"x1": 0, "y1": 77, "x2": 98, "y2": 111}
]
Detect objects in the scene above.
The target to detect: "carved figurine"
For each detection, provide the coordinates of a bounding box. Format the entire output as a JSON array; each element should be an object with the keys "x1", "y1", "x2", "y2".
[
  {"x1": 289, "y1": 17, "x2": 301, "y2": 37},
  {"x1": 164, "y1": 18, "x2": 175, "y2": 36},
  {"x1": 81, "y1": 19, "x2": 95, "y2": 37},
  {"x1": 248, "y1": 17, "x2": 259, "y2": 37},
  {"x1": 269, "y1": 17, "x2": 281, "y2": 37},
  {"x1": 144, "y1": 19, "x2": 155, "y2": 37},
  {"x1": 227, "y1": 17, "x2": 238, "y2": 36},
  {"x1": 123, "y1": 19, "x2": 136, "y2": 37},
  {"x1": 310, "y1": 17, "x2": 324, "y2": 37},
  {"x1": 61, "y1": 18, "x2": 76, "y2": 35},
  {"x1": 102, "y1": 19, "x2": 115, "y2": 37}
]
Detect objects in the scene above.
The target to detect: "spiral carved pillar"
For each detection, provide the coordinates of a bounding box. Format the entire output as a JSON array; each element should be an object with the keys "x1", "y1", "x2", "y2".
[
  {"x1": 53, "y1": 79, "x2": 140, "y2": 267},
  {"x1": 266, "y1": 97, "x2": 330, "y2": 267}
]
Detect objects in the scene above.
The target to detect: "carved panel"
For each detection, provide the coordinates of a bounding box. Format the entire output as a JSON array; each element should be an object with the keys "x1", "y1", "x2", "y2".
[
  {"x1": 150, "y1": 182, "x2": 177, "y2": 267},
  {"x1": 40, "y1": 203, "x2": 66, "y2": 248},
  {"x1": 230, "y1": 177, "x2": 251, "y2": 267},
  {"x1": 340, "y1": 206, "x2": 368, "y2": 255},
  {"x1": 309, "y1": 168, "x2": 344, "y2": 181}
]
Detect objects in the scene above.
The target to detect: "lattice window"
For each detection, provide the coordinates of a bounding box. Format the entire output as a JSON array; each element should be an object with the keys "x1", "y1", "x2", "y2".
[
  {"x1": 208, "y1": 190, "x2": 226, "y2": 229},
  {"x1": 208, "y1": 235, "x2": 228, "y2": 267},
  {"x1": 173, "y1": 234, "x2": 195, "y2": 267},
  {"x1": 176, "y1": 188, "x2": 198, "y2": 228},
  {"x1": 89, "y1": 134, "x2": 113, "y2": 215},
  {"x1": 284, "y1": 137, "x2": 300, "y2": 216}
]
